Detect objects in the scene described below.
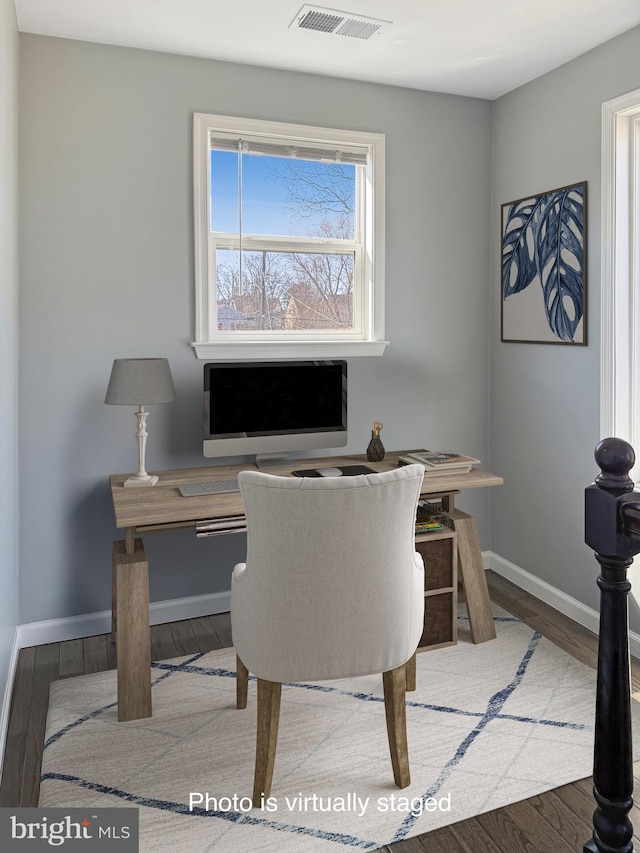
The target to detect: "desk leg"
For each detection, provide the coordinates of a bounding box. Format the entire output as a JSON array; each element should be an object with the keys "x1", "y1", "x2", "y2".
[
  {"x1": 447, "y1": 509, "x2": 496, "y2": 644},
  {"x1": 125, "y1": 526, "x2": 136, "y2": 555},
  {"x1": 111, "y1": 527, "x2": 136, "y2": 645},
  {"x1": 111, "y1": 562, "x2": 117, "y2": 646},
  {"x1": 113, "y1": 538, "x2": 152, "y2": 721},
  {"x1": 113, "y1": 527, "x2": 136, "y2": 645}
]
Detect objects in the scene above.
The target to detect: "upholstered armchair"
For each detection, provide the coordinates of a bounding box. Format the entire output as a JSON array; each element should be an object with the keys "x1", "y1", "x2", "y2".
[{"x1": 231, "y1": 464, "x2": 425, "y2": 807}]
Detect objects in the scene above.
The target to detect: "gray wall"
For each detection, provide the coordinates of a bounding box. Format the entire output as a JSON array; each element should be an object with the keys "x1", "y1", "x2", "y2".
[
  {"x1": 18, "y1": 35, "x2": 492, "y2": 625},
  {"x1": 0, "y1": 0, "x2": 19, "y2": 728},
  {"x1": 490, "y1": 25, "x2": 640, "y2": 623}
]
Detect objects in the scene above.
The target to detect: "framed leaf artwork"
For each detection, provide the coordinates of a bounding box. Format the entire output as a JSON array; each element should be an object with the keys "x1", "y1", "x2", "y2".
[{"x1": 501, "y1": 181, "x2": 586, "y2": 344}]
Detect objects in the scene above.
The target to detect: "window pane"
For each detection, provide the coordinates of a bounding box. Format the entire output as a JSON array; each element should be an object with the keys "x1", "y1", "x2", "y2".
[
  {"x1": 215, "y1": 249, "x2": 354, "y2": 332},
  {"x1": 210, "y1": 149, "x2": 356, "y2": 240},
  {"x1": 243, "y1": 156, "x2": 355, "y2": 239},
  {"x1": 210, "y1": 150, "x2": 239, "y2": 233},
  {"x1": 283, "y1": 251, "x2": 354, "y2": 330}
]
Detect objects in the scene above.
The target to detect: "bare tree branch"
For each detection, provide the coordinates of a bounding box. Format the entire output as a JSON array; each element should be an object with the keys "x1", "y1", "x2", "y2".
[{"x1": 265, "y1": 161, "x2": 355, "y2": 221}]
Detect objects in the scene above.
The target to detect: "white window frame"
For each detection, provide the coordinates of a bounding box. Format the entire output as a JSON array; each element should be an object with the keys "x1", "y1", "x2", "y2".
[
  {"x1": 192, "y1": 113, "x2": 388, "y2": 359},
  {"x1": 601, "y1": 88, "x2": 640, "y2": 471}
]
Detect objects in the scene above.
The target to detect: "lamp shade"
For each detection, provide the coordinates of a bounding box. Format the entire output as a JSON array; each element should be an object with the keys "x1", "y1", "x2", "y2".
[{"x1": 105, "y1": 358, "x2": 176, "y2": 406}]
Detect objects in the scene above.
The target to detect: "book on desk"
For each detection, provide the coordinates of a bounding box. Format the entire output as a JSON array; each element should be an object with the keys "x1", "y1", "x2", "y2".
[{"x1": 399, "y1": 450, "x2": 481, "y2": 476}]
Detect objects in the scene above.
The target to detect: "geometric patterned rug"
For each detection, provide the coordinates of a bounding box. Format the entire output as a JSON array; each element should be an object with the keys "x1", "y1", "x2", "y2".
[{"x1": 39, "y1": 606, "x2": 640, "y2": 852}]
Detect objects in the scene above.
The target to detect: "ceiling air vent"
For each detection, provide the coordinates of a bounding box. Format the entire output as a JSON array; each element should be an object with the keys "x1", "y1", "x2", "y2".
[{"x1": 290, "y1": 5, "x2": 390, "y2": 40}]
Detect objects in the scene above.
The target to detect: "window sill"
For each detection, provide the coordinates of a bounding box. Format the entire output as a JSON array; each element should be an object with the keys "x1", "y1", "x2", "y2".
[{"x1": 190, "y1": 340, "x2": 389, "y2": 360}]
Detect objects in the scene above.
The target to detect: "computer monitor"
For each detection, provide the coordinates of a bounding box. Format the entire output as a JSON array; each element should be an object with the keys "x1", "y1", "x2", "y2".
[{"x1": 203, "y1": 360, "x2": 347, "y2": 467}]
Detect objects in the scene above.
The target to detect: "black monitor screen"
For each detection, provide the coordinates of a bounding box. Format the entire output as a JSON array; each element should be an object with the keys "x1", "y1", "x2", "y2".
[{"x1": 205, "y1": 360, "x2": 347, "y2": 437}]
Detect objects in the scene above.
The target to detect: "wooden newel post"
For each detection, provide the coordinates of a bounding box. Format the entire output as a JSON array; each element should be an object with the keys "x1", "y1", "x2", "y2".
[{"x1": 584, "y1": 437, "x2": 640, "y2": 853}]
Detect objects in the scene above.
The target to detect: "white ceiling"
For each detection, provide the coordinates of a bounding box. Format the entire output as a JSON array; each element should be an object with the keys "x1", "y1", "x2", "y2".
[{"x1": 13, "y1": 0, "x2": 640, "y2": 99}]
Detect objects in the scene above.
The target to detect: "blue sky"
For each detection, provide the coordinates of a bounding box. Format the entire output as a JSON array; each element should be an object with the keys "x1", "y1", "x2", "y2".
[{"x1": 210, "y1": 151, "x2": 354, "y2": 238}]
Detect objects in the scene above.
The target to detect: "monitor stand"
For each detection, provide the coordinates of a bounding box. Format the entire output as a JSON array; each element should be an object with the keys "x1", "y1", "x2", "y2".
[{"x1": 255, "y1": 452, "x2": 294, "y2": 470}]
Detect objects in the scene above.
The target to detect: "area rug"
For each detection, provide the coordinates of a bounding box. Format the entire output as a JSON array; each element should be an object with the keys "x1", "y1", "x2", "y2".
[{"x1": 39, "y1": 607, "x2": 640, "y2": 852}]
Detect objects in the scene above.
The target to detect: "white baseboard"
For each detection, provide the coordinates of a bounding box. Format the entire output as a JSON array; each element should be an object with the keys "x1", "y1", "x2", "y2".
[
  {"x1": 0, "y1": 627, "x2": 21, "y2": 778},
  {"x1": 17, "y1": 590, "x2": 231, "y2": 649},
  {"x1": 16, "y1": 549, "x2": 639, "y2": 657},
  {"x1": 487, "y1": 550, "x2": 640, "y2": 660}
]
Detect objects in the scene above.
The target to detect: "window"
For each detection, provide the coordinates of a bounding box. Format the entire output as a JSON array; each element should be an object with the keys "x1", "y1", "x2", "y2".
[
  {"x1": 601, "y1": 88, "x2": 640, "y2": 472},
  {"x1": 192, "y1": 113, "x2": 387, "y2": 358}
]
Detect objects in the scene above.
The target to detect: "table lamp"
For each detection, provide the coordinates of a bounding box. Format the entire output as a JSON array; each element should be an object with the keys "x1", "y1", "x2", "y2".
[{"x1": 105, "y1": 358, "x2": 176, "y2": 487}]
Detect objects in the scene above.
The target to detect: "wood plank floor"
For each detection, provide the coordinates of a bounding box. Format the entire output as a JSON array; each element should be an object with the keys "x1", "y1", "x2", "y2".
[{"x1": 1, "y1": 570, "x2": 637, "y2": 852}]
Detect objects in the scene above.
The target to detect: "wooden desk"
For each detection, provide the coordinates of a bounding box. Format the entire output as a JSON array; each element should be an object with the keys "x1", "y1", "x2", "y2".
[{"x1": 109, "y1": 451, "x2": 503, "y2": 721}]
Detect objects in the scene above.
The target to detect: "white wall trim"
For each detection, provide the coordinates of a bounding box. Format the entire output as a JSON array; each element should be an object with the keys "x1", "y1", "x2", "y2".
[
  {"x1": 600, "y1": 87, "x2": 640, "y2": 445},
  {"x1": 487, "y1": 550, "x2": 640, "y2": 660},
  {"x1": 600, "y1": 97, "x2": 617, "y2": 441},
  {"x1": 17, "y1": 590, "x2": 231, "y2": 649},
  {"x1": 0, "y1": 627, "x2": 22, "y2": 778},
  {"x1": 15, "y1": 550, "x2": 634, "y2": 662},
  {"x1": 191, "y1": 339, "x2": 388, "y2": 359},
  {"x1": 192, "y1": 112, "x2": 387, "y2": 358}
]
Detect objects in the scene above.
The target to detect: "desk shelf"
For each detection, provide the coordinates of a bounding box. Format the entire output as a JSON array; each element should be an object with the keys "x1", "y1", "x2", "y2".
[{"x1": 415, "y1": 527, "x2": 458, "y2": 652}]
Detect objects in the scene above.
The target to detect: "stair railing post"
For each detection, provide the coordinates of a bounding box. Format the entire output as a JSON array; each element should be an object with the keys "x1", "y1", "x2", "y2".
[{"x1": 584, "y1": 437, "x2": 640, "y2": 853}]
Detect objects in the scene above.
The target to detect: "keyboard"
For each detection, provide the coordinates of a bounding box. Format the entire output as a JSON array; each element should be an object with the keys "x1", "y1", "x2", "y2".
[{"x1": 179, "y1": 479, "x2": 240, "y2": 497}]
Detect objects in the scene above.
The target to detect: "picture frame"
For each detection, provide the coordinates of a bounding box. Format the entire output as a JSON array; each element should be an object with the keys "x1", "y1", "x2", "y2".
[{"x1": 501, "y1": 181, "x2": 587, "y2": 345}]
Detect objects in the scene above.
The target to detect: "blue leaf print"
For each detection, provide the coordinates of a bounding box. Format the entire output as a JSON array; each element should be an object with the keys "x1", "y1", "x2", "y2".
[
  {"x1": 502, "y1": 196, "x2": 544, "y2": 299},
  {"x1": 502, "y1": 184, "x2": 585, "y2": 342},
  {"x1": 536, "y1": 188, "x2": 584, "y2": 342}
]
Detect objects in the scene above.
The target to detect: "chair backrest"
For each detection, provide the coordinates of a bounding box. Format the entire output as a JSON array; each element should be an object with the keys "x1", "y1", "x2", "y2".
[{"x1": 231, "y1": 464, "x2": 425, "y2": 682}]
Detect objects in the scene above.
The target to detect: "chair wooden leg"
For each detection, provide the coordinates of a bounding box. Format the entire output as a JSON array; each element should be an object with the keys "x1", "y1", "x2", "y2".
[
  {"x1": 406, "y1": 652, "x2": 417, "y2": 692},
  {"x1": 253, "y1": 678, "x2": 282, "y2": 808},
  {"x1": 383, "y1": 663, "x2": 410, "y2": 788},
  {"x1": 236, "y1": 656, "x2": 248, "y2": 710}
]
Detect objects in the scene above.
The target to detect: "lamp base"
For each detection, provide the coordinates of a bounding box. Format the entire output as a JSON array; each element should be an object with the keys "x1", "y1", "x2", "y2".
[{"x1": 124, "y1": 473, "x2": 159, "y2": 487}]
